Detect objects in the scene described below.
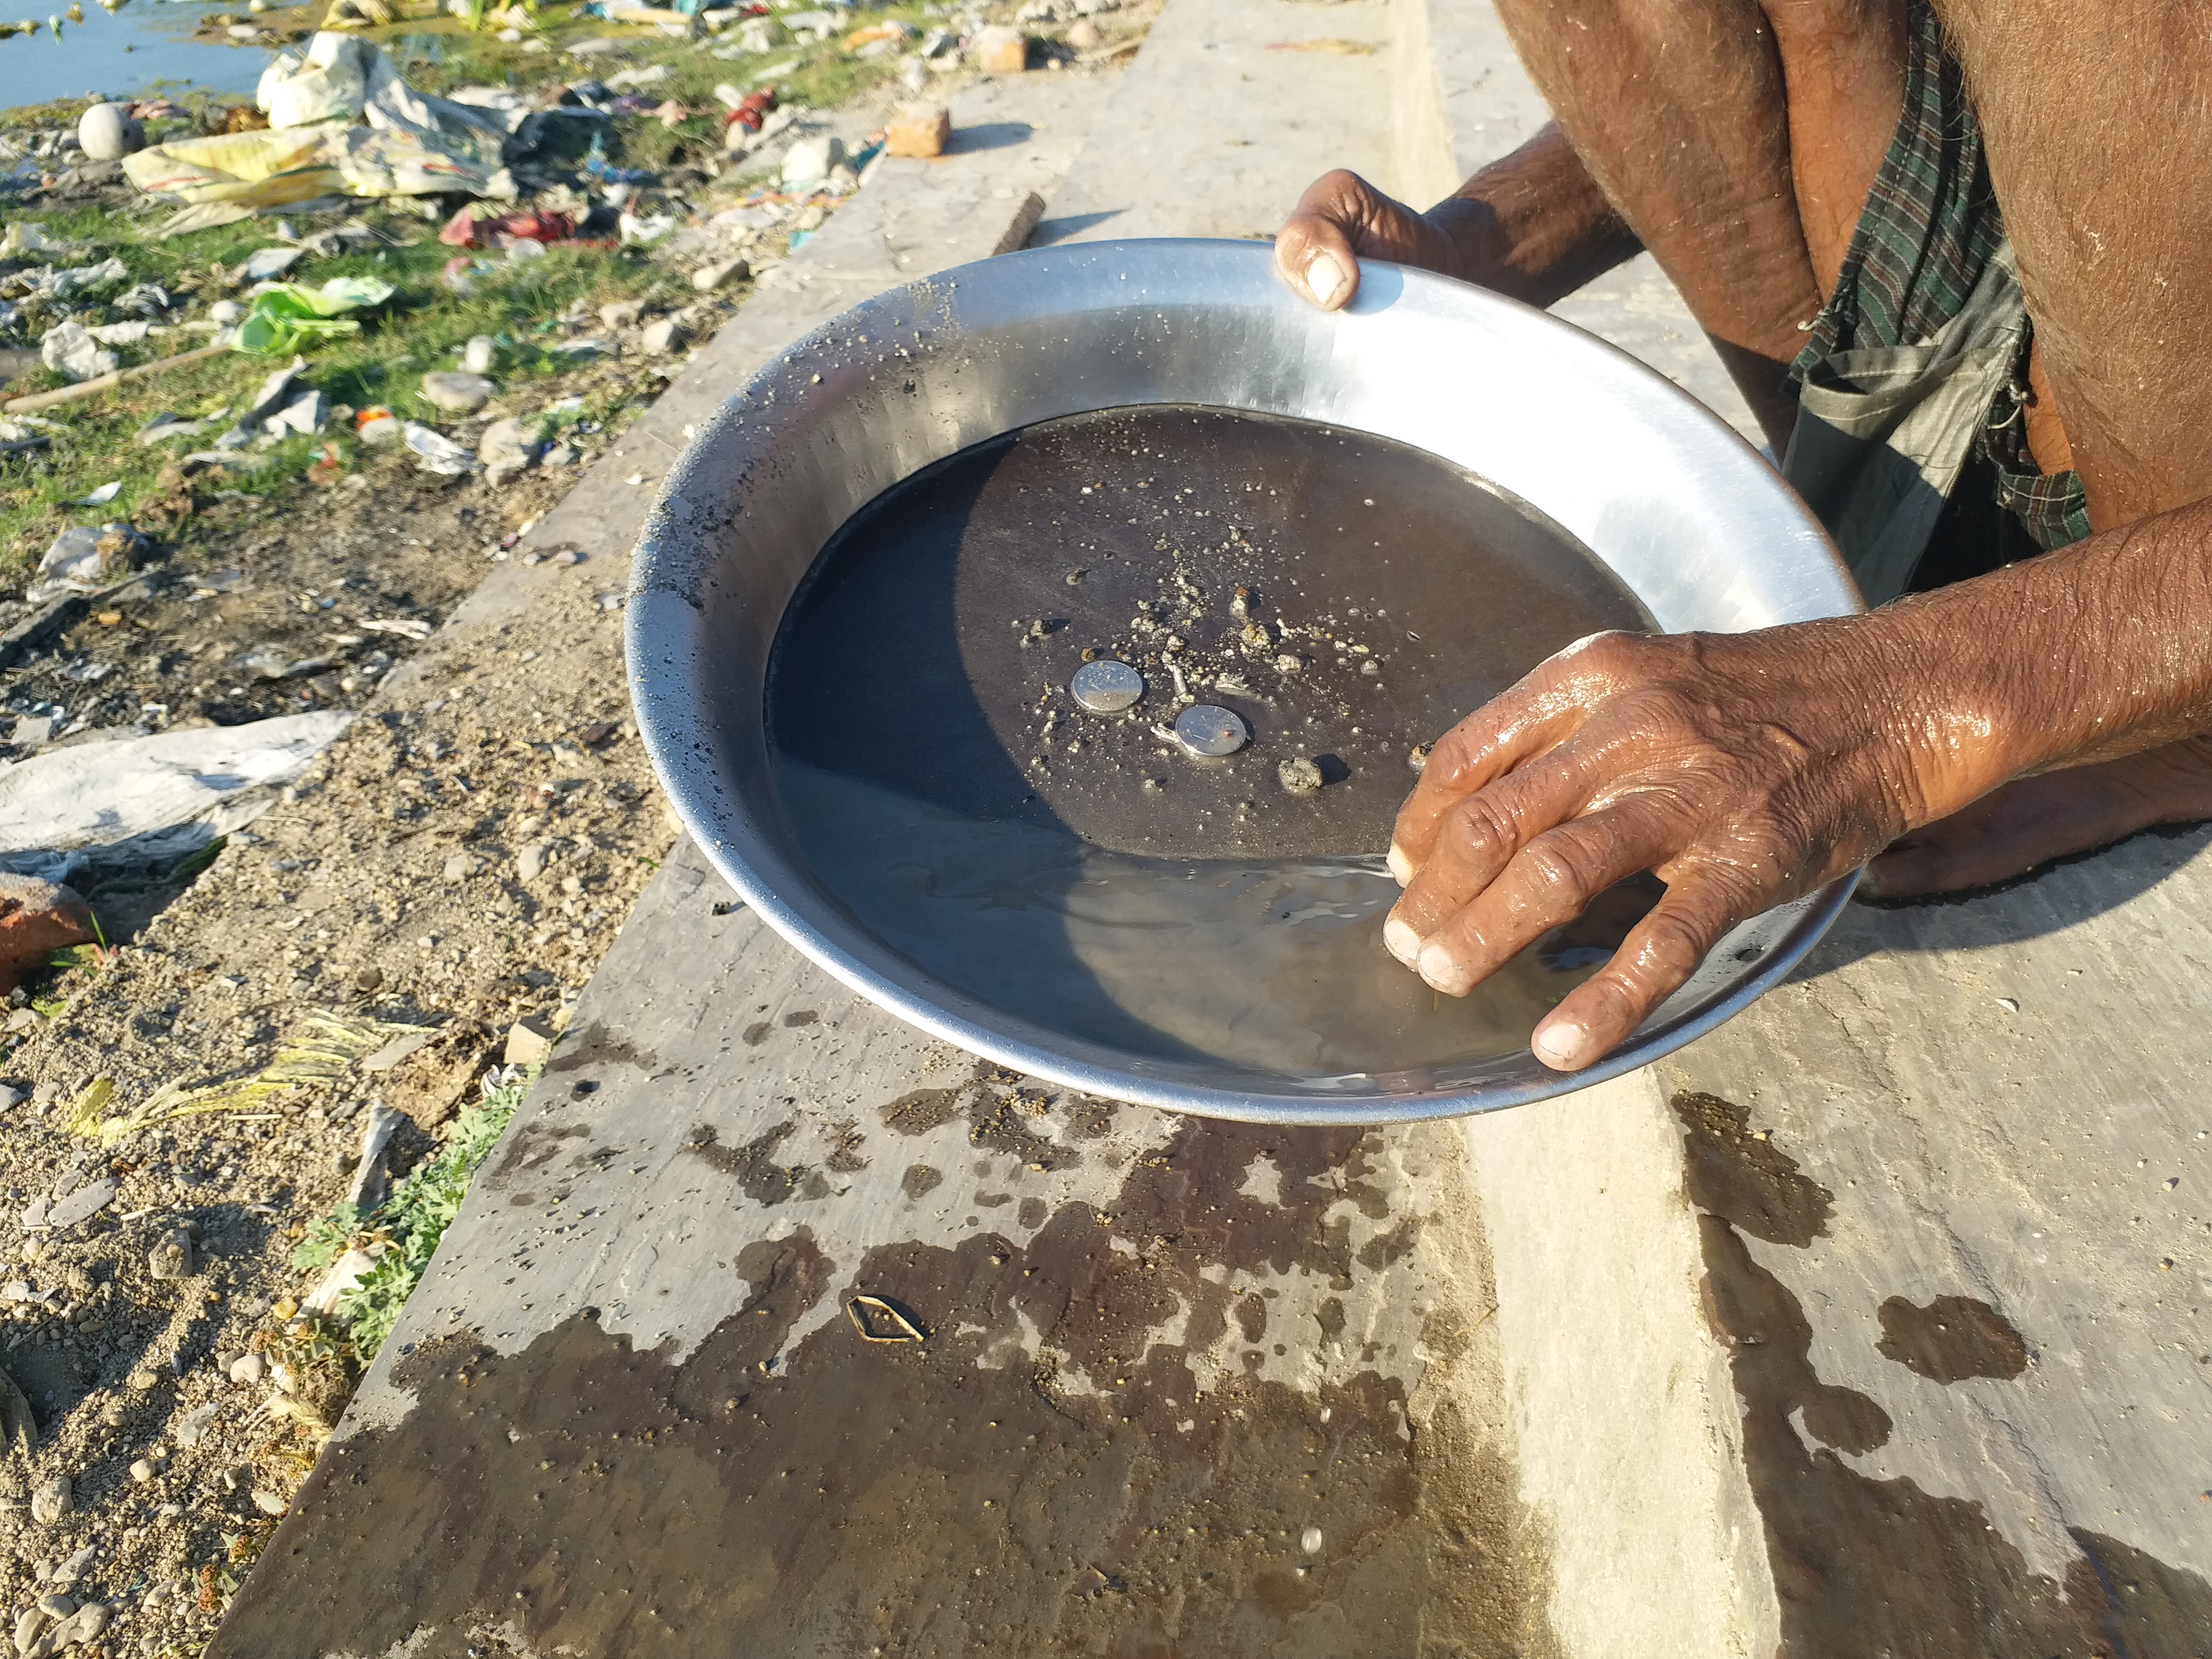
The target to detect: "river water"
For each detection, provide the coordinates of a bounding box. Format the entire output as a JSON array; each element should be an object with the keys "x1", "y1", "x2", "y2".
[{"x1": 0, "y1": 1, "x2": 267, "y2": 112}]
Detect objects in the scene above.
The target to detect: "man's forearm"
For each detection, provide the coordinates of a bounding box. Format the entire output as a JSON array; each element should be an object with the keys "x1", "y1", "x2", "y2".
[
  {"x1": 1425, "y1": 122, "x2": 1645, "y2": 309},
  {"x1": 1864, "y1": 495, "x2": 2212, "y2": 821}
]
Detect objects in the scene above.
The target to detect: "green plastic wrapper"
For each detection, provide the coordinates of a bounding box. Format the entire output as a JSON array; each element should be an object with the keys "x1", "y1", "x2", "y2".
[{"x1": 233, "y1": 276, "x2": 397, "y2": 356}]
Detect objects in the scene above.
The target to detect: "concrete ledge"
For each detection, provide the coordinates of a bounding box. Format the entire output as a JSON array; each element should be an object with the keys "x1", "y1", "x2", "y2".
[{"x1": 1467, "y1": 1071, "x2": 1779, "y2": 1657}]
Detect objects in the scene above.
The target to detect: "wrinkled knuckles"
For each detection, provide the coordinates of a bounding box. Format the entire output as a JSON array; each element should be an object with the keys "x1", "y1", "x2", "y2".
[
  {"x1": 1630, "y1": 905, "x2": 1724, "y2": 985},
  {"x1": 1441, "y1": 791, "x2": 1522, "y2": 870},
  {"x1": 1512, "y1": 833, "x2": 1608, "y2": 914}
]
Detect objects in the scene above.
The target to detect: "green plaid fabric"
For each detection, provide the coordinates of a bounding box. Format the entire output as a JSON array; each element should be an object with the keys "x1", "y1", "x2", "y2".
[{"x1": 1792, "y1": 0, "x2": 2091, "y2": 552}]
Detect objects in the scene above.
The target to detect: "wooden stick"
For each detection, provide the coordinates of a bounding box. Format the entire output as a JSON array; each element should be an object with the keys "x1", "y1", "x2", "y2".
[{"x1": 3, "y1": 342, "x2": 231, "y2": 416}]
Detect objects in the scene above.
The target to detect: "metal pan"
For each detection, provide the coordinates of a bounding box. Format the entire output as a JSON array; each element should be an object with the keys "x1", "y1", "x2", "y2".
[{"x1": 626, "y1": 238, "x2": 1862, "y2": 1123}]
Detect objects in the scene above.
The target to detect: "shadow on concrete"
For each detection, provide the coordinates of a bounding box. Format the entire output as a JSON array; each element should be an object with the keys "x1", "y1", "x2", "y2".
[
  {"x1": 1024, "y1": 209, "x2": 1121, "y2": 245},
  {"x1": 1675, "y1": 1088, "x2": 2212, "y2": 1656},
  {"x1": 942, "y1": 120, "x2": 1033, "y2": 154},
  {"x1": 1790, "y1": 821, "x2": 2212, "y2": 983}
]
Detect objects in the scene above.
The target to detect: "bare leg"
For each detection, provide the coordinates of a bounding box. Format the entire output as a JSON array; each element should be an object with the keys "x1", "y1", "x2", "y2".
[
  {"x1": 1487, "y1": 0, "x2": 1905, "y2": 446},
  {"x1": 1866, "y1": 740, "x2": 2212, "y2": 898},
  {"x1": 1859, "y1": 2, "x2": 2212, "y2": 896}
]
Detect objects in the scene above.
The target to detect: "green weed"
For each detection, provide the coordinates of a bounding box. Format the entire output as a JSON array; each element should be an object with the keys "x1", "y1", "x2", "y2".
[{"x1": 291, "y1": 1067, "x2": 529, "y2": 1360}]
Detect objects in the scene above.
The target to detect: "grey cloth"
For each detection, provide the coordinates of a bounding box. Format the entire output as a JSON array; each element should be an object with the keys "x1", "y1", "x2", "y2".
[{"x1": 1780, "y1": 242, "x2": 2030, "y2": 606}]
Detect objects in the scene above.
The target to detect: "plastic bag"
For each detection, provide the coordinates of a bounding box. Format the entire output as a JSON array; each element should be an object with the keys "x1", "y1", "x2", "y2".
[
  {"x1": 120, "y1": 124, "x2": 346, "y2": 207},
  {"x1": 257, "y1": 33, "x2": 373, "y2": 129},
  {"x1": 232, "y1": 276, "x2": 395, "y2": 356},
  {"x1": 333, "y1": 123, "x2": 504, "y2": 199},
  {"x1": 127, "y1": 34, "x2": 511, "y2": 205}
]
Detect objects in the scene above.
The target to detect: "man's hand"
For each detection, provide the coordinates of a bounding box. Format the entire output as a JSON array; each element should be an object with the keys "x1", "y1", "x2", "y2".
[
  {"x1": 1274, "y1": 125, "x2": 1646, "y2": 314},
  {"x1": 1274, "y1": 169, "x2": 1466, "y2": 312},
  {"x1": 1384, "y1": 626, "x2": 1933, "y2": 1071}
]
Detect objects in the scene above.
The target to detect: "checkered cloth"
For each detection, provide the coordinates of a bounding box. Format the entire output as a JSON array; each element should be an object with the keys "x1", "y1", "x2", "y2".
[{"x1": 1791, "y1": 0, "x2": 2091, "y2": 552}]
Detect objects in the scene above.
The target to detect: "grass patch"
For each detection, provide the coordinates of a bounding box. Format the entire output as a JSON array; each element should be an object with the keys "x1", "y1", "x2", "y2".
[
  {"x1": 0, "y1": 210, "x2": 695, "y2": 568},
  {"x1": 290, "y1": 1065, "x2": 528, "y2": 1361},
  {"x1": 0, "y1": 0, "x2": 934, "y2": 572}
]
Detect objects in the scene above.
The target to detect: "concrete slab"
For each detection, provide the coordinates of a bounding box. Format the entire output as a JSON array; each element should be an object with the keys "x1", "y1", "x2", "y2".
[
  {"x1": 214, "y1": 839, "x2": 1560, "y2": 1657},
  {"x1": 1032, "y1": 0, "x2": 1400, "y2": 244},
  {"x1": 1651, "y1": 831, "x2": 2212, "y2": 1651}
]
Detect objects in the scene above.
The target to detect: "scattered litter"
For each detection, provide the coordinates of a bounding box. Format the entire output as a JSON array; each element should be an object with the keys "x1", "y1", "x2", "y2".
[
  {"x1": 26, "y1": 522, "x2": 147, "y2": 606},
  {"x1": 39, "y1": 322, "x2": 117, "y2": 385},
  {"x1": 846, "y1": 1294, "x2": 927, "y2": 1344},
  {"x1": 233, "y1": 276, "x2": 394, "y2": 356},
  {"x1": 438, "y1": 204, "x2": 581, "y2": 251},
  {"x1": 240, "y1": 246, "x2": 307, "y2": 282},
  {"x1": 603, "y1": 62, "x2": 671, "y2": 91},
  {"x1": 401, "y1": 422, "x2": 476, "y2": 475},
  {"x1": 361, "y1": 615, "x2": 435, "y2": 639},
  {"x1": 302, "y1": 1246, "x2": 380, "y2": 1317},
  {"x1": 265, "y1": 389, "x2": 329, "y2": 438},
  {"x1": 348, "y1": 1101, "x2": 404, "y2": 1211},
  {"x1": 0, "y1": 711, "x2": 355, "y2": 885},
  {"x1": 124, "y1": 32, "x2": 515, "y2": 206},
  {"x1": 359, "y1": 1027, "x2": 436, "y2": 1071},
  {"x1": 160, "y1": 201, "x2": 256, "y2": 239}
]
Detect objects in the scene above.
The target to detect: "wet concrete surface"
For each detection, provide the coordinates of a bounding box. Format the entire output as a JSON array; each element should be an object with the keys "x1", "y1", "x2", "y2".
[
  {"x1": 1678, "y1": 1089, "x2": 2212, "y2": 1658},
  {"x1": 216, "y1": 1111, "x2": 1557, "y2": 1659}
]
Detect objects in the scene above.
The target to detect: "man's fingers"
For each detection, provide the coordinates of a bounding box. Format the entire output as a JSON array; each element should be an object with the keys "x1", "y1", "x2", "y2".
[
  {"x1": 1397, "y1": 800, "x2": 1679, "y2": 993},
  {"x1": 1274, "y1": 188, "x2": 1364, "y2": 311},
  {"x1": 1382, "y1": 751, "x2": 1602, "y2": 966},
  {"x1": 1387, "y1": 694, "x2": 1587, "y2": 885},
  {"x1": 1528, "y1": 876, "x2": 1748, "y2": 1071},
  {"x1": 1275, "y1": 168, "x2": 1452, "y2": 311}
]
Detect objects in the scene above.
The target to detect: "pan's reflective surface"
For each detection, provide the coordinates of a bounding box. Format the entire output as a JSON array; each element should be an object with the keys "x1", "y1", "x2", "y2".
[{"x1": 627, "y1": 239, "x2": 1862, "y2": 1123}]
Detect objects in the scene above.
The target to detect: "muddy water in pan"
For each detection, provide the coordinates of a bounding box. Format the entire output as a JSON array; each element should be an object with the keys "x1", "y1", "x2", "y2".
[{"x1": 768, "y1": 406, "x2": 1658, "y2": 1081}]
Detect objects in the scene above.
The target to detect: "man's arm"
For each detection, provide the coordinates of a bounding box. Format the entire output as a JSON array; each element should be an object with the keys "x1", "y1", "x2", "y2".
[
  {"x1": 1271, "y1": 124, "x2": 1644, "y2": 314},
  {"x1": 1388, "y1": 496, "x2": 2212, "y2": 1071}
]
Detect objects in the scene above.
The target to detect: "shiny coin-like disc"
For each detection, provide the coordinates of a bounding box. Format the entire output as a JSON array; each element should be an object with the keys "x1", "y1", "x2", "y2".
[
  {"x1": 1174, "y1": 703, "x2": 1250, "y2": 757},
  {"x1": 1070, "y1": 658, "x2": 1145, "y2": 713}
]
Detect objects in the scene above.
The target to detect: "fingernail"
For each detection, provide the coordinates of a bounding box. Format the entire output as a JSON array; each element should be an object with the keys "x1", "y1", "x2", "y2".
[
  {"x1": 1306, "y1": 251, "x2": 1348, "y2": 309},
  {"x1": 1532, "y1": 1018, "x2": 1588, "y2": 1071},
  {"x1": 1382, "y1": 914, "x2": 1422, "y2": 966},
  {"x1": 1386, "y1": 843, "x2": 1413, "y2": 886},
  {"x1": 1417, "y1": 943, "x2": 1473, "y2": 997}
]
